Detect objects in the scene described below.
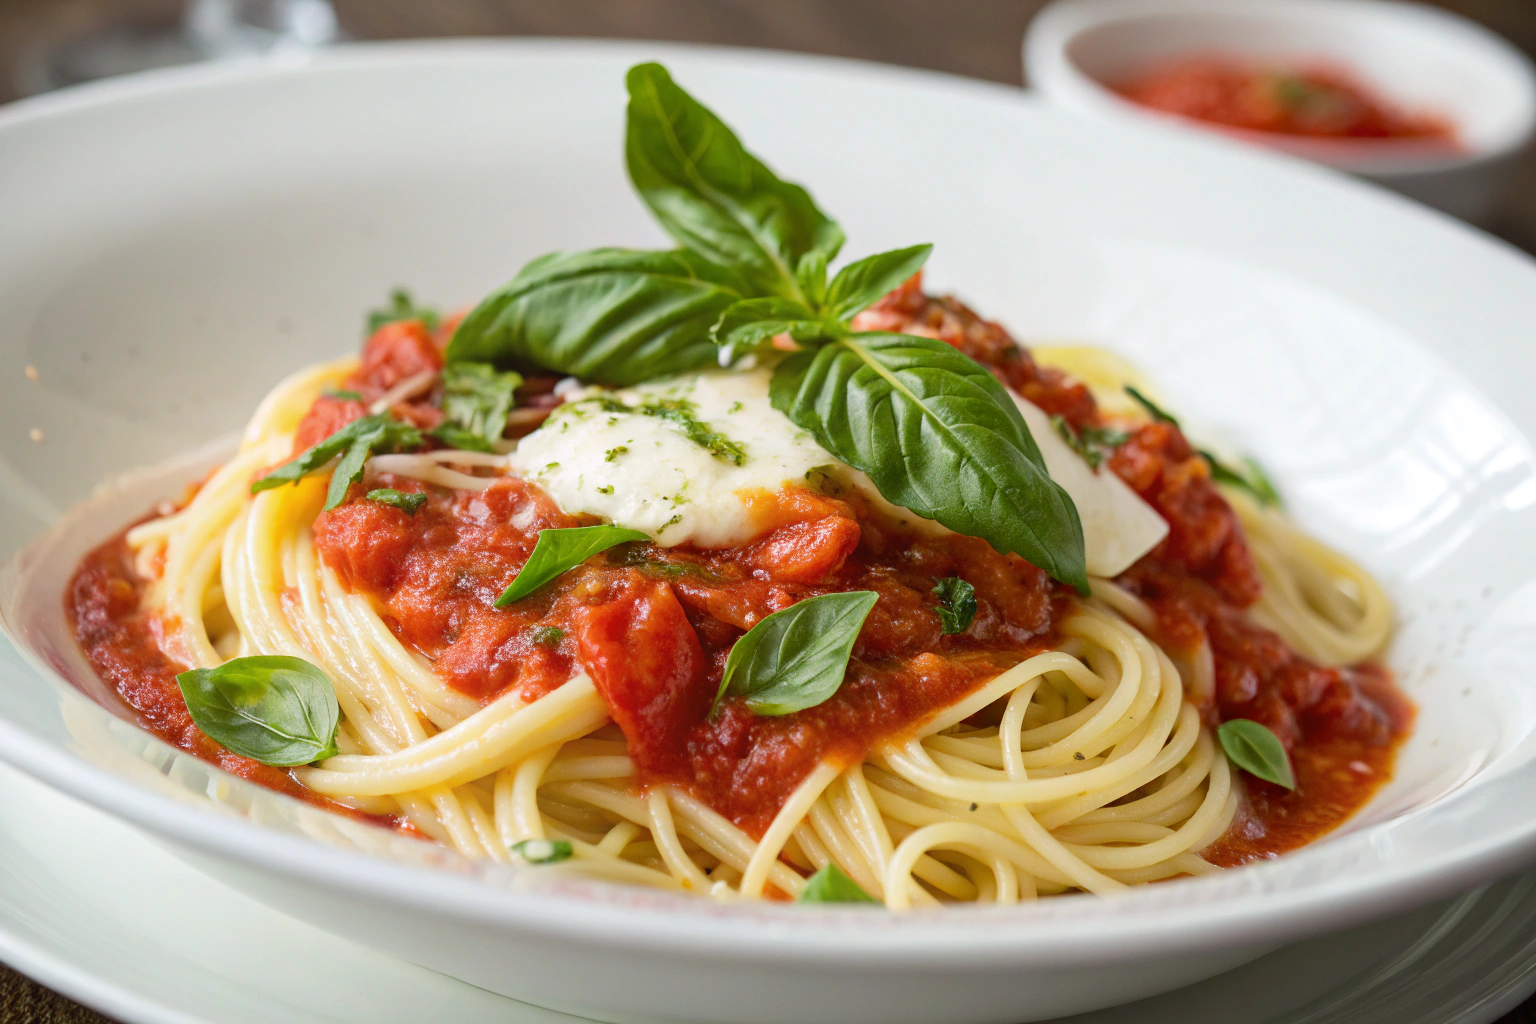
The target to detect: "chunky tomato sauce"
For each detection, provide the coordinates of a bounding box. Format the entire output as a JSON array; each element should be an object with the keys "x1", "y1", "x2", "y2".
[
  {"x1": 66, "y1": 277, "x2": 1411, "y2": 860},
  {"x1": 1116, "y1": 57, "x2": 1458, "y2": 145}
]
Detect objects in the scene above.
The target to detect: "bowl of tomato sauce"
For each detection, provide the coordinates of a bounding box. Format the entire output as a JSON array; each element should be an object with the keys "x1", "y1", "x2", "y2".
[{"x1": 1025, "y1": 0, "x2": 1536, "y2": 222}]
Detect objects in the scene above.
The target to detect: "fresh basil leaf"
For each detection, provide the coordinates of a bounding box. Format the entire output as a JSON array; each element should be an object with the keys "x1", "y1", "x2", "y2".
[
  {"x1": 446, "y1": 248, "x2": 743, "y2": 387},
  {"x1": 710, "y1": 297, "x2": 826, "y2": 349},
  {"x1": 1217, "y1": 719, "x2": 1296, "y2": 790},
  {"x1": 511, "y1": 838, "x2": 573, "y2": 864},
  {"x1": 367, "y1": 287, "x2": 440, "y2": 334},
  {"x1": 932, "y1": 577, "x2": 976, "y2": 635},
  {"x1": 496, "y1": 525, "x2": 652, "y2": 606},
  {"x1": 625, "y1": 62, "x2": 844, "y2": 298},
  {"x1": 429, "y1": 424, "x2": 497, "y2": 454},
  {"x1": 797, "y1": 863, "x2": 879, "y2": 904},
  {"x1": 175, "y1": 656, "x2": 340, "y2": 766},
  {"x1": 1201, "y1": 450, "x2": 1282, "y2": 508},
  {"x1": 252, "y1": 414, "x2": 425, "y2": 512},
  {"x1": 366, "y1": 488, "x2": 428, "y2": 514},
  {"x1": 824, "y1": 244, "x2": 932, "y2": 321},
  {"x1": 715, "y1": 590, "x2": 878, "y2": 716},
  {"x1": 442, "y1": 361, "x2": 522, "y2": 445},
  {"x1": 796, "y1": 251, "x2": 829, "y2": 310},
  {"x1": 1124, "y1": 385, "x2": 1180, "y2": 427},
  {"x1": 771, "y1": 333, "x2": 1088, "y2": 592}
]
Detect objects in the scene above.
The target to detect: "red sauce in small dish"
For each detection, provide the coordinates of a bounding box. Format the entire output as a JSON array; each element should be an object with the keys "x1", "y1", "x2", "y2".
[{"x1": 1116, "y1": 57, "x2": 1458, "y2": 146}]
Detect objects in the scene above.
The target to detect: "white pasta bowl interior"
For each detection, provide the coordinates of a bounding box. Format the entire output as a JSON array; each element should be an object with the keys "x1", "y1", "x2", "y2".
[{"x1": 3, "y1": 41, "x2": 1536, "y2": 1024}]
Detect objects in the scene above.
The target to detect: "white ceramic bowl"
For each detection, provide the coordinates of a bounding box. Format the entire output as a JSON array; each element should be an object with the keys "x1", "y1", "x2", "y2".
[
  {"x1": 1025, "y1": 0, "x2": 1536, "y2": 221},
  {"x1": 5, "y1": 40, "x2": 1536, "y2": 1024}
]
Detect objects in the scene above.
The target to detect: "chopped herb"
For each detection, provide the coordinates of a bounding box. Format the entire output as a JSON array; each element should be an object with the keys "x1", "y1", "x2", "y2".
[
  {"x1": 657, "y1": 513, "x2": 684, "y2": 534},
  {"x1": 1050, "y1": 415, "x2": 1130, "y2": 471},
  {"x1": 605, "y1": 445, "x2": 629, "y2": 462},
  {"x1": 366, "y1": 287, "x2": 440, "y2": 334},
  {"x1": 544, "y1": 462, "x2": 560, "y2": 471},
  {"x1": 366, "y1": 488, "x2": 428, "y2": 514},
  {"x1": 597, "y1": 484, "x2": 615, "y2": 495},
  {"x1": 441, "y1": 361, "x2": 523, "y2": 446},
  {"x1": 728, "y1": 401, "x2": 743, "y2": 413},
  {"x1": 1200, "y1": 450, "x2": 1282, "y2": 508},
  {"x1": 325, "y1": 388, "x2": 363, "y2": 402},
  {"x1": 511, "y1": 838, "x2": 573, "y2": 864},
  {"x1": 932, "y1": 577, "x2": 977, "y2": 635},
  {"x1": 429, "y1": 424, "x2": 496, "y2": 453},
  {"x1": 1124, "y1": 385, "x2": 1180, "y2": 427},
  {"x1": 527, "y1": 625, "x2": 567, "y2": 647},
  {"x1": 638, "y1": 397, "x2": 747, "y2": 465}
]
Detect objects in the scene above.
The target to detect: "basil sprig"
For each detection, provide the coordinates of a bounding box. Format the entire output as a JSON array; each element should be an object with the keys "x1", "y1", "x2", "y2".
[
  {"x1": 772, "y1": 334, "x2": 1086, "y2": 590},
  {"x1": 366, "y1": 287, "x2": 440, "y2": 334},
  {"x1": 446, "y1": 62, "x2": 1088, "y2": 592},
  {"x1": 252, "y1": 414, "x2": 424, "y2": 512},
  {"x1": 496, "y1": 525, "x2": 651, "y2": 606},
  {"x1": 1217, "y1": 719, "x2": 1296, "y2": 790},
  {"x1": 1123, "y1": 387, "x2": 1281, "y2": 507},
  {"x1": 713, "y1": 591, "x2": 878, "y2": 716},
  {"x1": 797, "y1": 863, "x2": 878, "y2": 904},
  {"x1": 933, "y1": 577, "x2": 976, "y2": 635},
  {"x1": 442, "y1": 361, "x2": 522, "y2": 447},
  {"x1": 175, "y1": 656, "x2": 340, "y2": 766}
]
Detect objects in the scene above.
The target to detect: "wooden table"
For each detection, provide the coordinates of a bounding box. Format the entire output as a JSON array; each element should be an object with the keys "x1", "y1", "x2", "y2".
[{"x1": 2, "y1": 1, "x2": 1535, "y2": 1021}]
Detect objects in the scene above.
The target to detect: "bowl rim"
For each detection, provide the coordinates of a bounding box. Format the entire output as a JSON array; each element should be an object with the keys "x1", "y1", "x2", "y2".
[
  {"x1": 1024, "y1": 0, "x2": 1536, "y2": 175},
  {"x1": 6, "y1": 36, "x2": 1536, "y2": 965}
]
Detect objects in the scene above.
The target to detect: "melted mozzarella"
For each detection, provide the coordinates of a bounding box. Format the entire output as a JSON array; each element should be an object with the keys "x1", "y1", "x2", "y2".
[
  {"x1": 509, "y1": 363, "x2": 1167, "y2": 573},
  {"x1": 508, "y1": 368, "x2": 840, "y2": 547}
]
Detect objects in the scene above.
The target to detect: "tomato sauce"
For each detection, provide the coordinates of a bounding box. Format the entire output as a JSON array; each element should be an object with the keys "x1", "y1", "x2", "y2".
[
  {"x1": 1115, "y1": 57, "x2": 1458, "y2": 145},
  {"x1": 67, "y1": 284, "x2": 1412, "y2": 861}
]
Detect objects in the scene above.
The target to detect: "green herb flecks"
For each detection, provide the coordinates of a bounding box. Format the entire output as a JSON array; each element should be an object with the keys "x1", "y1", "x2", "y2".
[
  {"x1": 366, "y1": 488, "x2": 428, "y2": 514},
  {"x1": 527, "y1": 626, "x2": 567, "y2": 647},
  {"x1": 932, "y1": 577, "x2": 977, "y2": 635},
  {"x1": 1051, "y1": 415, "x2": 1130, "y2": 472}
]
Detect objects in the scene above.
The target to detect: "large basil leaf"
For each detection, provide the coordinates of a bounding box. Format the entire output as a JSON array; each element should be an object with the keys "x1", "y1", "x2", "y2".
[
  {"x1": 714, "y1": 590, "x2": 878, "y2": 716},
  {"x1": 175, "y1": 656, "x2": 340, "y2": 766},
  {"x1": 625, "y1": 62, "x2": 844, "y2": 298},
  {"x1": 770, "y1": 333, "x2": 1088, "y2": 592},
  {"x1": 824, "y1": 244, "x2": 932, "y2": 321},
  {"x1": 797, "y1": 863, "x2": 878, "y2": 904},
  {"x1": 496, "y1": 525, "x2": 651, "y2": 606},
  {"x1": 1217, "y1": 719, "x2": 1296, "y2": 790},
  {"x1": 446, "y1": 248, "x2": 742, "y2": 387},
  {"x1": 442, "y1": 361, "x2": 522, "y2": 446}
]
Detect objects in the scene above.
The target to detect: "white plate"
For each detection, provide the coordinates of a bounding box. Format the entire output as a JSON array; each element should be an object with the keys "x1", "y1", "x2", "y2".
[
  {"x1": 6, "y1": 39, "x2": 1536, "y2": 1024},
  {"x1": 3, "y1": 756, "x2": 1534, "y2": 1024}
]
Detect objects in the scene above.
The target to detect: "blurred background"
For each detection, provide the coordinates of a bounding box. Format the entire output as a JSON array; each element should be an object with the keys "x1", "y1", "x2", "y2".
[
  {"x1": 3, "y1": 1, "x2": 1536, "y2": 1022},
  {"x1": 2, "y1": 0, "x2": 1534, "y2": 249}
]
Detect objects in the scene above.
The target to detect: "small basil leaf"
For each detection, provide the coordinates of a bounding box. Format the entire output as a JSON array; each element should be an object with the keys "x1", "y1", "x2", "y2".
[
  {"x1": 429, "y1": 424, "x2": 497, "y2": 453},
  {"x1": 625, "y1": 62, "x2": 844, "y2": 298},
  {"x1": 1200, "y1": 450, "x2": 1282, "y2": 508},
  {"x1": 512, "y1": 838, "x2": 574, "y2": 864},
  {"x1": 1124, "y1": 385, "x2": 1180, "y2": 427},
  {"x1": 715, "y1": 590, "x2": 878, "y2": 716},
  {"x1": 711, "y1": 296, "x2": 826, "y2": 349},
  {"x1": 932, "y1": 577, "x2": 977, "y2": 635},
  {"x1": 366, "y1": 488, "x2": 428, "y2": 514},
  {"x1": 326, "y1": 434, "x2": 378, "y2": 511},
  {"x1": 771, "y1": 333, "x2": 1088, "y2": 593},
  {"x1": 366, "y1": 287, "x2": 440, "y2": 334},
  {"x1": 1217, "y1": 719, "x2": 1296, "y2": 790},
  {"x1": 796, "y1": 251, "x2": 829, "y2": 309},
  {"x1": 175, "y1": 656, "x2": 340, "y2": 766},
  {"x1": 496, "y1": 525, "x2": 651, "y2": 606},
  {"x1": 442, "y1": 361, "x2": 523, "y2": 445},
  {"x1": 824, "y1": 244, "x2": 932, "y2": 321},
  {"x1": 797, "y1": 863, "x2": 879, "y2": 904},
  {"x1": 446, "y1": 248, "x2": 743, "y2": 387}
]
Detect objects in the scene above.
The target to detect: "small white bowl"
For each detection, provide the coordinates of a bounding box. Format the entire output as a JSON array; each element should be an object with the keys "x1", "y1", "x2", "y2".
[{"x1": 1025, "y1": 0, "x2": 1536, "y2": 221}]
